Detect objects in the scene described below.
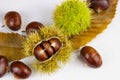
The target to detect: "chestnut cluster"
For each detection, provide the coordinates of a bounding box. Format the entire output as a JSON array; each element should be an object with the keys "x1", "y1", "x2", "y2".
[
  {"x1": 3, "y1": 11, "x2": 44, "y2": 34},
  {"x1": 80, "y1": 46, "x2": 102, "y2": 68},
  {"x1": 34, "y1": 37, "x2": 62, "y2": 62},
  {"x1": 0, "y1": 55, "x2": 31, "y2": 79},
  {"x1": 88, "y1": 0, "x2": 110, "y2": 13}
]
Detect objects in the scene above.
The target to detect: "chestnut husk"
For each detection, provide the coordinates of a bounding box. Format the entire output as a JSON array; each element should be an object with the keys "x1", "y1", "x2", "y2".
[{"x1": 24, "y1": 26, "x2": 72, "y2": 73}]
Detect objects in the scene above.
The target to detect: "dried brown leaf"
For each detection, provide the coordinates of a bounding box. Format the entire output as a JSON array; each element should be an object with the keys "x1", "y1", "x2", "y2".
[
  {"x1": 0, "y1": 32, "x2": 25, "y2": 61},
  {"x1": 71, "y1": 0, "x2": 118, "y2": 50}
]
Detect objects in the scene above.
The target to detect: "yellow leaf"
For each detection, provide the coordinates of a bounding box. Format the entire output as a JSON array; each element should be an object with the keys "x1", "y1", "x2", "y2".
[{"x1": 0, "y1": 32, "x2": 25, "y2": 61}]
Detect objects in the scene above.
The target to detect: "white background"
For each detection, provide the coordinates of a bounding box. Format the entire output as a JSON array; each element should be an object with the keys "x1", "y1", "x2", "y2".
[{"x1": 0, "y1": 0, "x2": 120, "y2": 80}]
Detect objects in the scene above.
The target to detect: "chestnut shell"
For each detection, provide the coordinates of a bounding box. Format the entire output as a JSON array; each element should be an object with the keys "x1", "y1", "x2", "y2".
[
  {"x1": 4, "y1": 11, "x2": 22, "y2": 31},
  {"x1": 10, "y1": 61, "x2": 32, "y2": 79},
  {"x1": 0, "y1": 56, "x2": 8, "y2": 78},
  {"x1": 89, "y1": 0, "x2": 110, "y2": 12},
  {"x1": 26, "y1": 21, "x2": 44, "y2": 34},
  {"x1": 80, "y1": 46, "x2": 102, "y2": 68}
]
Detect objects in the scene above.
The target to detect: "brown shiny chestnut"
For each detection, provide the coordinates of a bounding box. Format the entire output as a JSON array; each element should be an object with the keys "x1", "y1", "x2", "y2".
[
  {"x1": 4, "y1": 11, "x2": 22, "y2": 31},
  {"x1": 40, "y1": 41, "x2": 54, "y2": 57},
  {"x1": 88, "y1": 0, "x2": 110, "y2": 13},
  {"x1": 80, "y1": 46, "x2": 102, "y2": 68},
  {"x1": 10, "y1": 61, "x2": 32, "y2": 79},
  {"x1": 49, "y1": 38, "x2": 62, "y2": 52},
  {"x1": 34, "y1": 45, "x2": 48, "y2": 61},
  {"x1": 26, "y1": 21, "x2": 44, "y2": 34},
  {"x1": 34, "y1": 37, "x2": 62, "y2": 62},
  {"x1": 0, "y1": 55, "x2": 8, "y2": 78}
]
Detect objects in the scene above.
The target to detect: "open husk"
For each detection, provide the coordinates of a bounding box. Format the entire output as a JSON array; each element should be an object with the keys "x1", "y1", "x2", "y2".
[{"x1": 24, "y1": 26, "x2": 72, "y2": 73}]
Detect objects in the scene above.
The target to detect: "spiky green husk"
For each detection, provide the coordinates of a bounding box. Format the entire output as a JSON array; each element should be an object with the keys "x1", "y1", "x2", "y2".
[
  {"x1": 54, "y1": 0, "x2": 91, "y2": 37},
  {"x1": 23, "y1": 26, "x2": 72, "y2": 73}
]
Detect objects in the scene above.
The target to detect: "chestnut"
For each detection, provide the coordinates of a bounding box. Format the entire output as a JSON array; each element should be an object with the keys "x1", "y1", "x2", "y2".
[
  {"x1": 0, "y1": 55, "x2": 8, "y2": 78},
  {"x1": 4, "y1": 11, "x2": 22, "y2": 31},
  {"x1": 49, "y1": 38, "x2": 62, "y2": 52},
  {"x1": 88, "y1": 0, "x2": 110, "y2": 13},
  {"x1": 26, "y1": 21, "x2": 44, "y2": 34},
  {"x1": 40, "y1": 41, "x2": 54, "y2": 57},
  {"x1": 34, "y1": 45, "x2": 48, "y2": 61},
  {"x1": 80, "y1": 46, "x2": 102, "y2": 68},
  {"x1": 10, "y1": 61, "x2": 32, "y2": 79},
  {"x1": 34, "y1": 37, "x2": 62, "y2": 62}
]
